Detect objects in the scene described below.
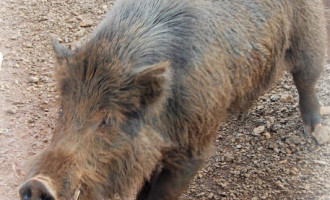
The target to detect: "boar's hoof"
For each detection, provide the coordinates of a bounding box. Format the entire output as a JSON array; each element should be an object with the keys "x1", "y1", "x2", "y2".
[
  {"x1": 19, "y1": 177, "x2": 55, "y2": 200},
  {"x1": 303, "y1": 123, "x2": 322, "y2": 138}
]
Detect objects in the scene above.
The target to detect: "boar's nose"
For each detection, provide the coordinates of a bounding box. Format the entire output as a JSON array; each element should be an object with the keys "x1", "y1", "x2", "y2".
[{"x1": 19, "y1": 178, "x2": 55, "y2": 200}]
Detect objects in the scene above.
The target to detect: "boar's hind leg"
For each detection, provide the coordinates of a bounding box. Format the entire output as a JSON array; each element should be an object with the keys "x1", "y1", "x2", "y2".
[
  {"x1": 288, "y1": 44, "x2": 324, "y2": 135},
  {"x1": 137, "y1": 150, "x2": 203, "y2": 200},
  {"x1": 287, "y1": 4, "x2": 326, "y2": 135}
]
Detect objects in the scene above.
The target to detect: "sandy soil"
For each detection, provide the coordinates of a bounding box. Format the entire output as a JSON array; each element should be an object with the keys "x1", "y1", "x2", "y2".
[{"x1": 0, "y1": 0, "x2": 329, "y2": 199}]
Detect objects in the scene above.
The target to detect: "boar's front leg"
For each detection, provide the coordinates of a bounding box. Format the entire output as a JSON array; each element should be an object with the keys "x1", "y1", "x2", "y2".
[{"x1": 137, "y1": 149, "x2": 203, "y2": 200}]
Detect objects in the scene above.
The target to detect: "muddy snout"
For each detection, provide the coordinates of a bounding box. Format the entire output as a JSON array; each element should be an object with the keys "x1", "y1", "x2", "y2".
[{"x1": 19, "y1": 176, "x2": 56, "y2": 200}]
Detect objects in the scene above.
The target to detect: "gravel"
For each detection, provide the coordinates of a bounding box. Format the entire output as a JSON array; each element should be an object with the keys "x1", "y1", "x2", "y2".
[{"x1": 0, "y1": 0, "x2": 329, "y2": 199}]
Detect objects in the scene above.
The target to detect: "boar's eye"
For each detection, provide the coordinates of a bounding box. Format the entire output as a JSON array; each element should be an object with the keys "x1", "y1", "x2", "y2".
[
  {"x1": 59, "y1": 106, "x2": 63, "y2": 117},
  {"x1": 99, "y1": 118, "x2": 107, "y2": 128},
  {"x1": 99, "y1": 117, "x2": 116, "y2": 129}
]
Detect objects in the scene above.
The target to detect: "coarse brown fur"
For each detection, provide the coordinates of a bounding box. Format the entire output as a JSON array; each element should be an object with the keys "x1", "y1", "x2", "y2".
[{"x1": 20, "y1": 0, "x2": 327, "y2": 200}]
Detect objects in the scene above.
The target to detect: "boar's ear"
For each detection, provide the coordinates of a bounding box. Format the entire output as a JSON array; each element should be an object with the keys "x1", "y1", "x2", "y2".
[
  {"x1": 131, "y1": 61, "x2": 171, "y2": 107},
  {"x1": 52, "y1": 38, "x2": 73, "y2": 59}
]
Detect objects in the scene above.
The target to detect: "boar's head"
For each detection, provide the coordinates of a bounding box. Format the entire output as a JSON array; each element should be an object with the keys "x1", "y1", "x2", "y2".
[{"x1": 19, "y1": 39, "x2": 171, "y2": 200}]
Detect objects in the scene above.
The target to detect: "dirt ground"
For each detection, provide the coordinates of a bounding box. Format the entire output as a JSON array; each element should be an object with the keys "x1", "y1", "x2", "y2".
[{"x1": 0, "y1": 0, "x2": 329, "y2": 199}]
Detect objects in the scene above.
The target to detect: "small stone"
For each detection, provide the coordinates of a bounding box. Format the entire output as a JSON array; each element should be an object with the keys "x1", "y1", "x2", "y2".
[
  {"x1": 75, "y1": 29, "x2": 86, "y2": 38},
  {"x1": 257, "y1": 105, "x2": 264, "y2": 110},
  {"x1": 279, "y1": 159, "x2": 287, "y2": 164},
  {"x1": 220, "y1": 181, "x2": 228, "y2": 188},
  {"x1": 285, "y1": 148, "x2": 292, "y2": 155},
  {"x1": 286, "y1": 135, "x2": 301, "y2": 145},
  {"x1": 0, "y1": 51, "x2": 3, "y2": 70},
  {"x1": 314, "y1": 160, "x2": 327, "y2": 166},
  {"x1": 0, "y1": 129, "x2": 10, "y2": 136},
  {"x1": 270, "y1": 94, "x2": 280, "y2": 102},
  {"x1": 80, "y1": 20, "x2": 93, "y2": 27},
  {"x1": 268, "y1": 117, "x2": 275, "y2": 124},
  {"x1": 207, "y1": 193, "x2": 214, "y2": 199},
  {"x1": 28, "y1": 76, "x2": 39, "y2": 83},
  {"x1": 270, "y1": 124, "x2": 281, "y2": 132},
  {"x1": 196, "y1": 192, "x2": 205, "y2": 197},
  {"x1": 263, "y1": 131, "x2": 271, "y2": 140},
  {"x1": 236, "y1": 145, "x2": 242, "y2": 149},
  {"x1": 290, "y1": 167, "x2": 299, "y2": 175},
  {"x1": 102, "y1": 4, "x2": 108, "y2": 11},
  {"x1": 275, "y1": 180, "x2": 285, "y2": 189},
  {"x1": 6, "y1": 106, "x2": 18, "y2": 115},
  {"x1": 302, "y1": 185, "x2": 310, "y2": 190},
  {"x1": 268, "y1": 142, "x2": 278, "y2": 150},
  {"x1": 253, "y1": 125, "x2": 265, "y2": 135},
  {"x1": 260, "y1": 193, "x2": 268, "y2": 200},
  {"x1": 320, "y1": 106, "x2": 330, "y2": 116},
  {"x1": 312, "y1": 125, "x2": 330, "y2": 145},
  {"x1": 280, "y1": 94, "x2": 294, "y2": 103}
]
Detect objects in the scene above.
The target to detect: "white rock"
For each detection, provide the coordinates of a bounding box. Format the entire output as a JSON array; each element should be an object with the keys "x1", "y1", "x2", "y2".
[
  {"x1": 27, "y1": 76, "x2": 39, "y2": 83},
  {"x1": 312, "y1": 125, "x2": 330, "y2": 145},
  {"x1": 80, "y1": 20, "x2": 93, "y2": 27},
  {"x1": 280, "y1": 94, "x2": 293, "y2": 103},
  {"x1": 320, "y1": 106, "x2": 330, "y2": 116},
  {"x1": 263, "y1": 131, "x2": 271, "y2": 140},
  {"x1": 0, "y1": 52, "x2": 3, "y2": 71},
  {"x1": 253, "y1": 125, "x2": 265, "y2": 135}
]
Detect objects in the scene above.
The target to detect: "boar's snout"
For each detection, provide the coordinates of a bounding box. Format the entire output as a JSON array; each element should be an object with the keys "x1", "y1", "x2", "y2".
[{"x1": 19, "y1": 176, "x2": 55, "y2": 200}]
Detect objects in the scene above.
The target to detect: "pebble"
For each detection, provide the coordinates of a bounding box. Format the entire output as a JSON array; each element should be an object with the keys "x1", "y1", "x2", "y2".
[
  {"x1": 207, "y1": 193, "x2": 214, "y2": 199},
  {"x1": 196, "y1": 192, "x2": 205, "y2": 197},
  {"x1": 314, "y1": 160, "x2": 327, "y2": 166},
  {"x1": 312, "y1": 125, "x2": 330, "y2": 145},
  {"x1": 286, "y1": 135, "x2": 301, "y2": 145},
  {"x1": 270, "y1": 94, "x2": 280, "y2": 102},
  {"x1": 80, "y1": 20, "x2": 93, "y2": 27},
  {"x1": 27, "y1": 76, "x2": 39, "y2": 83},
  {"x1": 320, "y1": 106, "x2": 330, "y2": 116},
  {"x1": 263, "y1": 131, "x2": 271, "y2": 140},
  {"x1": 280, "y1": 94, "x2": 294, "y2": 103},
  {"x1": 268, "y1": 116, "x2": 275, "y2": 124},
  {"x1": 257, "y1": 146, "x2": 263, "y2": 151},
  {"x1": 270, "y1": 124, "x2": 281, "y2": 132},
  {"x1": 275, "y1": 180, "x2": 285, "y2": 189},
  {"x1": 290, "y1": 167, "x2": 299, "y2": 175},
  {"x1": 75, "y1": 29, "x2": 86, "y2": 38},
  {"x1": 0, "y1": 129, "x2": 9, "y2": 135},
  {"x1": 253, "y1": 125, "x2": 265, "y2": 135},
  {"x1": 268, "y1": 142, "x2": 278, "y2": 150},
  {"x1": 279, "y1": 159, "x2": 287, "y2": 164},
  {"x1": 6, "y1": 106, "x2": 18, "y2": 115},
  {"x1": 260, "y1": 193, "x2": 268, "y2": 199},
  {"x1": 102, "y1": 4, "x2": 108, "y2": 11},
  {"x1": 0, "y1": 51, "x2": 3, "y2": 70}
]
